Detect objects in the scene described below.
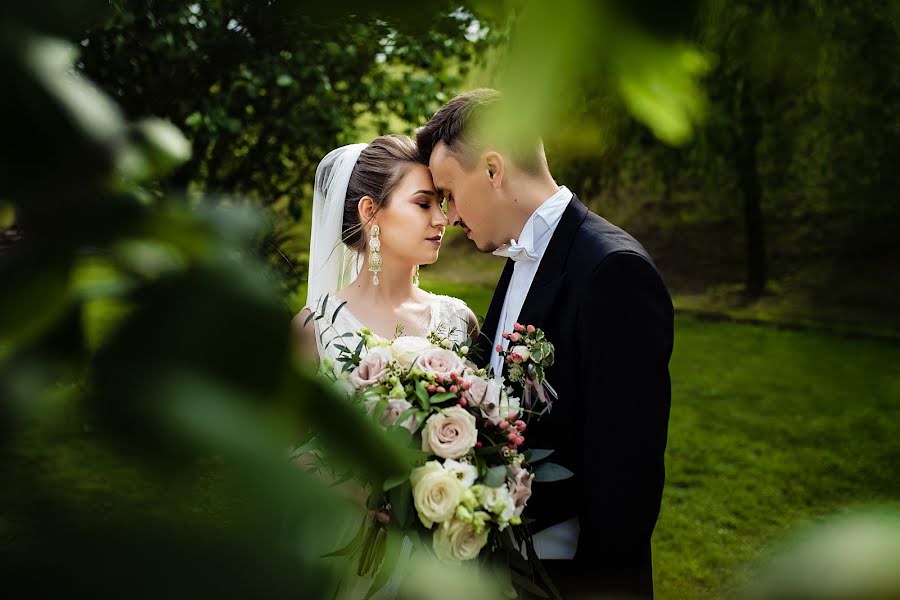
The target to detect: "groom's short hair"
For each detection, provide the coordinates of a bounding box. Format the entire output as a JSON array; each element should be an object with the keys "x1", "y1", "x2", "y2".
[{"x1": 416, "y1": 88, "x2": 546, "y2": 175}]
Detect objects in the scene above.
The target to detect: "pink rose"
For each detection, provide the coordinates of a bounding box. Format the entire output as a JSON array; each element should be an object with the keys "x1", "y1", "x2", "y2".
[
  {"x1": 507, "y1": 464, "x2": 534, "y2": 517},
  {"x1": 414, "y1": 348, "x2": 467, "y2": 380},
  {"x1": 464, "y1": 375, "x2": 518, "y2": 426},
  {"x1": 349, "y1": 346, "x2": 392, "y2": 388},
  {"x1": 382, "y1": 398, "x2": 419, "y2": 433},
  {"x1": 462, "y1": 374, "x2": 500, "y2": 412}
]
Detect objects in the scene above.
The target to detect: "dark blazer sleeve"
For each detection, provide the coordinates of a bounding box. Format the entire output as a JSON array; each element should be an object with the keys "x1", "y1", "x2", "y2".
[{"x1": 572, "y1": 251, "x2": 674, "y2": 595}]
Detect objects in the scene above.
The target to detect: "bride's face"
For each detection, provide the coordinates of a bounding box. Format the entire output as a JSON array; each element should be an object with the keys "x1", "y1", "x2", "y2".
[{"x1": 371, "y1": 164, "x2": 447, "y2": 267}]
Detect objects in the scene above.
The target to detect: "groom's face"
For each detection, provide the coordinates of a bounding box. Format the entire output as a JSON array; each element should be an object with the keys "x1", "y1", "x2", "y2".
[{"x1": 428, "y1": 142, "x2": 501, "y2": 252}]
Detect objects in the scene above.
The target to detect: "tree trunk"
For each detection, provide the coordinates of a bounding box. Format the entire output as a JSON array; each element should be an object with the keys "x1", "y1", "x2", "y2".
[{"x1": 735, "y1": 79, "x2": 767, "y2": 296}]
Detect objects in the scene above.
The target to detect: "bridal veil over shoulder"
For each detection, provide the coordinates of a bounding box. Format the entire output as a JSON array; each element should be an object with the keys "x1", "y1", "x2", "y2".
[{"x1": 306, "y1": 143, "x2": 367, "y2": 308}]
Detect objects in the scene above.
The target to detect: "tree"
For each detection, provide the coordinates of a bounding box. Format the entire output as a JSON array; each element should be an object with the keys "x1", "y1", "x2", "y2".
[{"x1": 77, "y1": 0, "x2": 496, "y2": 285}]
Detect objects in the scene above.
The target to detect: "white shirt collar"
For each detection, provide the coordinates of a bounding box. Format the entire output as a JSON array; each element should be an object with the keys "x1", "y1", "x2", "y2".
[{"x1": 494, "y1": 186, "x2": 572, "y2": 260}]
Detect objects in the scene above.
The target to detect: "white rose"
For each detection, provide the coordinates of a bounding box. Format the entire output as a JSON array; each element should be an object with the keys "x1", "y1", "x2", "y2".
[
  {"x1": 442, "y1": 458, "x2": 478, "y2": 488},
  {"x1": 411, "y1": 461, "x2": 462, "y2": 528},
  {"x1": 507, "y1": 464, "x2": 534, "y2": 517},
  {"x1": 390, "y1": 336, "x2": 434, "y2": 369},
  {"x1": 509, "y1": 345, "x2": 530, "y2": 363},
  {"x1": 414, "y1": 348, "x2": 467, "y2": 380},
  {"x1": 432, "y1": 517, "x2": 489, "y2": 563},
  {"x1": 381, "y1": 398, "x2": 419, "y2": 433},
  {"x1": 348, "y1": 346, "x2": 393, "y2": 388},
  {"x1": 421, "y1": 406, "x2": 478, "y2": 459}
]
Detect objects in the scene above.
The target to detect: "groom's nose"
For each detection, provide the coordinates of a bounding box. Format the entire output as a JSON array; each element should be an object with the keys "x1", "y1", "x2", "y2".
[{"x1": 446, "y1": 202, "x2": 461, "y2": 227}]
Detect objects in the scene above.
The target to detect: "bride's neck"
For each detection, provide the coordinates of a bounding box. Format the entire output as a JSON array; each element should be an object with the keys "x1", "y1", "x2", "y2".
[{"x1": 345, "y1": 256, "x2": 419, "y2": 304}]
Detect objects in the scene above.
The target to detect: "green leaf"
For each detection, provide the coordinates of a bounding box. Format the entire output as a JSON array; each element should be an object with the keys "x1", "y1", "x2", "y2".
[
  {"x1": 475, "y1": 444, "x2": 503, "y2": 456},
  {"x1": 331, "y1": 300, "x2": 348, "y2": 322},
  {"x1": 430, "y1": 392, "x2": 458, "y2": 404},
  {"x1": 511, "y1": 572, "x2": 550, "y2": 598},
  {"x1": 289, "y1": 437, "x2": 320, "y2": 459},
  {"x1": 364, "y1": 526, "x2": 403, "y2": 600},
  {"x1": 532, "y1": 462, "x2": 574, "y2": 483},
  {"x1": 388, "y1": 480, "x2": 413, "y2": 529},
  {"x1": 321, "y1": 515, "x2": 367, "y2": 558},
  {"x1": 382, "y1": 473, "x2": 407, "y2": 491},
  {"x1": 415, "y1": 380, "x2": 430, "y2": 410},
  {"x1": 483, "y1": 465, "x2": 507, "y2": 488},
  {"x1": 526, "y1": 449, "x2": 554, "y2": 463}
]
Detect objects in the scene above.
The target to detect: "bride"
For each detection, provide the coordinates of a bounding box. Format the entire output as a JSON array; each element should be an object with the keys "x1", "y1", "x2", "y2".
[
  {"x1": 293, "y1": 134, "x2": 478, "y2": 362},
  {"x1": 291, "y1": 135, "x2": 478, "y2": 599}
]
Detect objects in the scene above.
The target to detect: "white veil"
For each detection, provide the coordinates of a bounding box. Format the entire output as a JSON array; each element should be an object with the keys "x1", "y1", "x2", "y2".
[{"x1": 306, "y1": 143, "x2": 368, "y2": 309}]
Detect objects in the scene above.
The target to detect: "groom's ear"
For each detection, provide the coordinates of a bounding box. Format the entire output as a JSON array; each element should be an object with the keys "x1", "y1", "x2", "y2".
[
  {"x1": 484, "y1": 151, "x2": 504, "y2": 190},
  {"x1": 358, "y1": 195, "x2": 377, "y2": 223}
]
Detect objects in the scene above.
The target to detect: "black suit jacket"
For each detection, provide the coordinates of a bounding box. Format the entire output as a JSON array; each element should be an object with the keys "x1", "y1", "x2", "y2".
[{"x1": 476, "y1": 195, "x2": 673, "y2": 599}]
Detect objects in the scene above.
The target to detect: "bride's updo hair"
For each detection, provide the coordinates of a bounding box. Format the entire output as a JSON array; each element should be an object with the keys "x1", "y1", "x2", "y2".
[{"x1": 342, "y1": 135, "x2": 423, "y2": 252}]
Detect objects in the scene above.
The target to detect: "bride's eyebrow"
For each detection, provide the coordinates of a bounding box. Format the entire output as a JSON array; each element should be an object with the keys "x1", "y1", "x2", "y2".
[{"x1": 411, "y1": 190, "x2": 437, "y2": 197}]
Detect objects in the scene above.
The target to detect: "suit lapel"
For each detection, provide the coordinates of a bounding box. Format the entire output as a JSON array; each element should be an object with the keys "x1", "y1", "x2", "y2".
[
  {"x1": 476, "y1": 258, "x2": 514, "y2": 367},
  {"x1": 517, "y1": 195, "x2": 588, "y2": 328}
]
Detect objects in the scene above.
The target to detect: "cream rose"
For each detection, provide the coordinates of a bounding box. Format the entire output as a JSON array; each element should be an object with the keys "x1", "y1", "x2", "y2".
[
  {"x1": 509, "y1": 345, "x2": 530, "y2": 362},
  {"x1": 390, "y1": 336, "x2": 434, "y2": 369},
  {"x1": 410, "y1": 461, "x2": 462, "y2": 528},
  {"x1": 348, "y1": 346, "x2": 392, "y2": 387},
  {"x1": 421, "y1": 406, "x2": 478, "y2": 459},
  {"x1": 381, "y1": 398, "x2": 419, "y2": 433},
  {"x1": 414, "y1": 348, "x2": 467, "y2": 379},
  {"x1": 507, "y1": 464, "x2": 534, "y2": 517},
  {"x1": 432, "y1": 517, "x2": 489, "y2": 563}
]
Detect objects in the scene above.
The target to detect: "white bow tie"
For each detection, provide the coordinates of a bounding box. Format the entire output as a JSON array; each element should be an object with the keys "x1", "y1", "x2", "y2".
[{"x1": 493, "y1": 239, "x2": 538, "y2": 262}]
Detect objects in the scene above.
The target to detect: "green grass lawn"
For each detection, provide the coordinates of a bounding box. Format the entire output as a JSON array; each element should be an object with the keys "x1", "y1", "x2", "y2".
[
  {"x1": 4, "y1": 266, "x2": 899, "y2": 599},
  {"x1": 653, "y1": 316, "x2": 900, "y2": 599}
]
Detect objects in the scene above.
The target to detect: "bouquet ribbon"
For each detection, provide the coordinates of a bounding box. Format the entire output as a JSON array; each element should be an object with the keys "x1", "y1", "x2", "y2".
[{"x1": 524, "y1": 363, "x2": 558, "y2": 412}]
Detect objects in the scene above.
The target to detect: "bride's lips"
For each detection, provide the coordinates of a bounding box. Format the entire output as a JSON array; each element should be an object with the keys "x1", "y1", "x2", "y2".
[{"x1": 426, "y1": 235, "x2": 442, "y2": 246}]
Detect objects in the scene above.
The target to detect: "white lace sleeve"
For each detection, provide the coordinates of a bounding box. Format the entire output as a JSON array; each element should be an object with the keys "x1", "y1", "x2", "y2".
[{"x1": 429, "y1": 293, "x2": 473, "y2": 345}]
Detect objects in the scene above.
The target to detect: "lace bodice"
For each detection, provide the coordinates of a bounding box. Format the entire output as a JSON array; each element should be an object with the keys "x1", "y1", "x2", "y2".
[{"x1": 307, "y1": 292, "x2": 472, "y2": 366}]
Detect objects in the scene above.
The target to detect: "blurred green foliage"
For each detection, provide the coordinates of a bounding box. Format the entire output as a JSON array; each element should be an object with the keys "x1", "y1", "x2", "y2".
[{"x1": 2, "y1": 0, "x2": 898, "y2": 597}]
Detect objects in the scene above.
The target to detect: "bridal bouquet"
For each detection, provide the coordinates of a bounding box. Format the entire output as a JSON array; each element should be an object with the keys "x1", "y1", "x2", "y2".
[{"x1": 306, "y1": 300, "x2": 568, "y2": 597}]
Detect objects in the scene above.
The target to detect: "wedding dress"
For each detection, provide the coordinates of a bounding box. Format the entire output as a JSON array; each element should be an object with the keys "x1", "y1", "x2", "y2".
[
  {"x1": 309, "y1": 292, "x2": 471, "y2": 364},
  {"x1": 307, "y1": 291, "x2": 472, "y2": 600}
]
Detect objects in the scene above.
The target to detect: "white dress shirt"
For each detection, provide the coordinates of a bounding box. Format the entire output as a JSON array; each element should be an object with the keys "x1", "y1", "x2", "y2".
[
  {"x1": 490, "y1": 185, "x2": 580, "y2": 560},
  {"x1": 489, "y1": 185, "x2": 572, "y2": 377}
]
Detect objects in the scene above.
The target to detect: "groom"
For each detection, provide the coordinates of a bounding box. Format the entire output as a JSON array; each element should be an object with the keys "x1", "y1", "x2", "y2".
[{"x1": 417, "y1": 89, "x2": 674, "y2": 599}]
